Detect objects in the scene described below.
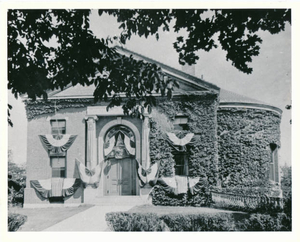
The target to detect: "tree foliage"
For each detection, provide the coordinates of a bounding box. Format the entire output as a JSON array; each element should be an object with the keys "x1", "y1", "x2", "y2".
[
  {"x1": 100, "y1": 9, "x2": 290, "y2": 73},
  {"x1": 281, "y1": 165, "x2": 292, "y2": 217},
  {"x1": 8, "y1": 9, "x2": 291, "y2": 116}
]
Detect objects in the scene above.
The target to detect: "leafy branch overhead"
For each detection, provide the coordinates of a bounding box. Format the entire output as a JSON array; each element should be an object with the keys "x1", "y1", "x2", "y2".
[
  {"x1": 100, "y1": 9, "x2": 290, "y2": 74},
  {"x1": 8, "y1": 9, "x2": 290, "y2": 113}
]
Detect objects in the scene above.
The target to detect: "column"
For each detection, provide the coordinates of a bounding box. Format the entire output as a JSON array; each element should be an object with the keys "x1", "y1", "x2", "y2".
[
  {"x1": 85, "y1": 116, "x2": 98, "y2": 170},
  {"x1": 142, "y1": 113, "x2": 150, "y2": 170}
]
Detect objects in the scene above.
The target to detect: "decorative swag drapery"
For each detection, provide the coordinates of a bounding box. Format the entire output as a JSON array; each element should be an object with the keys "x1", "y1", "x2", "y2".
[
  {"x1": 39, "y1": 134, "x2": 77, "y2": 154},
  {"x1": 30, "y1": 178, "x2": 81, "y2": 198},
  {"x1": 156, "y1": 176, "x2": 201, "y2": 195},
  {"x1": 136, "y1": 160, "x2": 160, "y2": 187},
  {"x1": 166, "y1": 132, "x2": 194, "y2": 152},
  {"x1": 104, "y1": 131, "x2": 136, "y2": 159},
  {"x1": 75, "y1": 158, "x2": 103, "y2": 187}
]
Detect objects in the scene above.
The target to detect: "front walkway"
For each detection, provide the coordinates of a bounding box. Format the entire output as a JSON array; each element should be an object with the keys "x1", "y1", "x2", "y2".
[{"x1": 43, "y1": 205, "x2": 134, "y2": 231}]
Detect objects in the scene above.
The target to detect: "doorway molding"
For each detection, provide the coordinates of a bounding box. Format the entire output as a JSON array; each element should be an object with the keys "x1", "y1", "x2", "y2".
[{"x1": 98, "y1": 118, "x2": 141, "y2": 196}]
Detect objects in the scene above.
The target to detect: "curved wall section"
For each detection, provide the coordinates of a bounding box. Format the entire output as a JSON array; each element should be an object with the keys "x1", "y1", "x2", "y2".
[{"x1": 217, "y1": 106, "x2": 281, "y2": 188}]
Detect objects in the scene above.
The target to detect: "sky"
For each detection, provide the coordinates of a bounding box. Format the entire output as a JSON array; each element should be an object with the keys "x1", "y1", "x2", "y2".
[{"x1": 8, "y1": 10, "x2": 292, "y2": 167}]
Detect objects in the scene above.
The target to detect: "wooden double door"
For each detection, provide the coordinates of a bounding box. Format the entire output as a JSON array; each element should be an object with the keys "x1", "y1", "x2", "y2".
[{"x1": 104, "y1": 158, "x2": 136, "y2": 196}]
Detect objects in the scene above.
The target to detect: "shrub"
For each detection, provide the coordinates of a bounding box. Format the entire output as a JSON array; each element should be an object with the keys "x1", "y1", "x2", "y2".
[
  {"x1": 281, "y1": 165, "x2": 292, "y2": 218},
  {"x1": 8, "y1": 213, "x2": 27, "y2": 231},
  {"x1": 106, "y1": 212, "x2": 236, "y2": 231},
  {"x1": 105, "y1": 212, "x2": 168, "y2": 231},
  {"x1": 106, "y1": 210, "x2": 291, "y2": 231},
  {"x1": 8, "y1": 161, "x2": 26, "y2": 206},
  {"x1": 151, "y1": 186, "x2": 188, "y2": 206},
  {"x1": 161, "y1": 213, "x2": 236, "y2": 231},
  {"x1": 237, "y1": 213, "x2": 291, "y2": 231}
]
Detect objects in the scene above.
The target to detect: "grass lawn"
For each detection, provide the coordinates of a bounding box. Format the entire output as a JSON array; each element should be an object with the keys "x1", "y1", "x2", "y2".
[{"x1": 8, "y1": 204, "x2": 93, "y2": 231}]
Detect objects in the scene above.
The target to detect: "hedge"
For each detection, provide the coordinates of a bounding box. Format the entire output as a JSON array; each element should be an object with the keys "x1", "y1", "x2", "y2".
[
  {"x1": 105, "y1": 212, "x2": 168, "y2": 231},
  {"x1": 160, "y1": 213, "x2": 236, "y2": 231},
  {"x1": 237, "y1": 213, "x2": 291, "y2": 231},
  {"x1": 106, "y1": 211, "x2": 291, "y2": 231},
  {"x1": 8, "y1": 213, "x2": 27, "y2": 231}
]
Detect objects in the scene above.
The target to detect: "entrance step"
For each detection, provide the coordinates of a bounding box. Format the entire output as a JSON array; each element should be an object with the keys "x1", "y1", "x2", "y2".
[{"x1": 87, "y1": 195, "x2": 152, "y2": 206}]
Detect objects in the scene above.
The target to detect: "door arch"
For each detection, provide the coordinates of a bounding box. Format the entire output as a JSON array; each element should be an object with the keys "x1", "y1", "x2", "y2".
[{"x1": 98, "y1": 119, "x2": 141, "y2": 196}]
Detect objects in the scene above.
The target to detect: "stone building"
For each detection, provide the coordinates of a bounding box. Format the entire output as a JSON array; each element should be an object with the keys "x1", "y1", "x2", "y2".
[{"x1": 23, "y1": 47, "x2": 282, "y2": 207}]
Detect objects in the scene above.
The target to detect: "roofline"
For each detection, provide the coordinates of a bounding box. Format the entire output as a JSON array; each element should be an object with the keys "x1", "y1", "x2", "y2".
[
  {"x1": 26, "y1": 90, "x2": 217, "y2": 102},
  {"x1": 115, "y1": 46, "x2": 220, "y2": 92},
  {"x1": 219, "y1": 102, "x2": 282, "y2": 115}
]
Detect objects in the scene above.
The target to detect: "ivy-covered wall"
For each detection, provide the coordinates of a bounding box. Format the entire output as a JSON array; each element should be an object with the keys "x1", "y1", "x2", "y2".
[
  {"x1": 150, "y1": 92, "x2": 219, "y2": 206},
  {"x1": 217, "y1": 107, "x2": 281, "y2": 189},
  {"x1": 24, "y1": 99, "x2": 94, "y2": 120},
  {"x1": 24, "y1": 95, "x2": 282, "y2": 207}
]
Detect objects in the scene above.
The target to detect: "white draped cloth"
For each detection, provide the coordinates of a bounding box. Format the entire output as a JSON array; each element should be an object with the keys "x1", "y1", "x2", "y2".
[
  {"x1": 124, "y1": 135, "x2": 135, "y2": 155},
  {"x1": 39, "y1": 134, "x2": 77, "y2": 154},
  {"x1": 104, "y1": 136, "x2": 115, "y2": 156},
  {"x1": 75, "y1": 158, "x2": 103, "y2": 187},
  {"x1": 166, "y1": 132, "x2": 194, "y2": 146}
]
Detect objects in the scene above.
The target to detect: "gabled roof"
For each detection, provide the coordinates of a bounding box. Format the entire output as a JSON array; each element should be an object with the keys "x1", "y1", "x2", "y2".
[
  {"x1": 43, "y1": 47, "x2": 281, "y2": 114},
  {"x1": 47, "y1": 46, "x2": 220, "y2": 99},
  {"x1": 115, "y1": 46, "x2": 220, "y2": 92}
]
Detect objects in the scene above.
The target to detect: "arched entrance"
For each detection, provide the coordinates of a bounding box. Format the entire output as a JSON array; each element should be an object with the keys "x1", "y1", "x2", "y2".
[{"x1": 103, "y1": 125, "x2": 137, "y2": 196}]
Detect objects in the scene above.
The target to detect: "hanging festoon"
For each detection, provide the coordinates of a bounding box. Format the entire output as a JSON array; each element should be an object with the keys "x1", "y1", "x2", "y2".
[
  {"x1": 151, "y1": 132, "x2": 200, "y2": 196},
  {"x1": 39, "y1": 101, "x2": 77, "y2": 154},
  {"x1": 39, "y1": 134, "x2": 77, "y2": 154},
  {"x1": 75, "y1": 158, "x2": 103, "y2": 188},
  {"x1": 136, "y1": 160, "x2": 160, "y2": 187},
  {"x1": 30, "y1": 178, "x2": 81, "y2": 199},
  {"x1": 104, "y1": 126, "x2": 136, "y2": 160},
  {"x1": 166, "y1": 132, "x2": 194, "y2": 151}
]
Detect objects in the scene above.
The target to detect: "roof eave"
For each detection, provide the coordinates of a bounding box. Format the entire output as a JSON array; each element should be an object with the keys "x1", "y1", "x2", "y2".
[{"x1": 219, "y1": 102, "x2": 282, "y2": 115}]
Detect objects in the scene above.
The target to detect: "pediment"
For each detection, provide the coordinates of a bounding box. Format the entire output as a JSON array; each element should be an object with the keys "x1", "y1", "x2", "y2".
[{"x1": 47, "y1": 46, "x2": 220, "y2": 99}]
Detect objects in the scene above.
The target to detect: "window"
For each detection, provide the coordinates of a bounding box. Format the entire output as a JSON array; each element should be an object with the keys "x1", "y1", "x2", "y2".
[
  {"x1": 269, "y1": 143, "x2": 279, "y2": 183},
  {"x1": 51, "y1": 157, "x2": 66, "y2": 178},
  {"x1": 174, "y1": 152, "x2": 188, "y2": 176},
  {"x1": 51, "y1": 120, "x2": 66, "y2": 138},
  {"x1": 174, "y1": 114, "x2": 188, "y2": 130}
]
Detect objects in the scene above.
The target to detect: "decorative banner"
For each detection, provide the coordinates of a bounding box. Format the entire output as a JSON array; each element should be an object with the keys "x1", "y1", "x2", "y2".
[
  {"x1": 166, "y1": 133, "x2": 194, "y2": 146},
  {"x1": 30, "y1": 178, "x2": 81, "y2": 199},
  {"x1": 124, "y1": 135, "x2": 135, "y2": 155},
  {"x1": 156, "y1": 177, "x2": 177, "y2": 195},
  {"x1": 136, "y1": 160, "x2": 160, "y2": 187},
  {"x1": 62, "y1": 178, "x2": 82, "y2": 197},
  {"x1": 104, "y1": 126, "x2": 136, "y2": 159},
  {"x1": 136, "y1": 160, "x2": 147, "y2": 186},
  {"x1": 187, "y1": 177, "x2": 200, "y2": 195},
  {"x1": 156, "y1": 176, "x2": 202, "y2": 195},
  {"x1": 30, "y1": 179, "x2": 51, "y2": 198},
  {"x1": 51, "y1": 178, "x2": 64, "y2": 197},
  {"x1": 104, "y1": 136, "x2": 115, "y2": 156},
  {"x1": 39, "y1": 134, "x2": 77, "y2": 154},
  {"x1": 175, "y1": 175, "x2": 188, "y2": 194},
  {"x1": 75, "y1": 158, "x2": 103, "y2": 187}
]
